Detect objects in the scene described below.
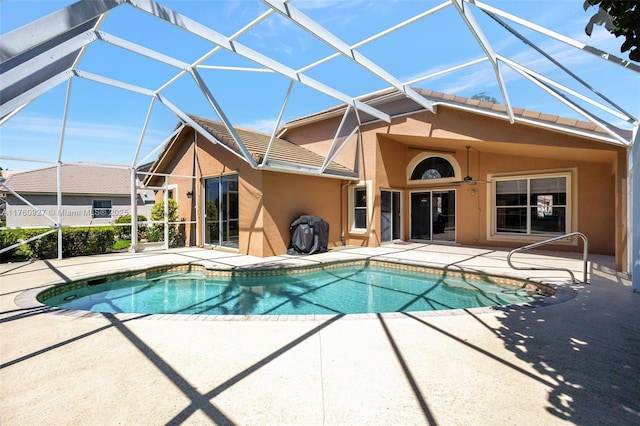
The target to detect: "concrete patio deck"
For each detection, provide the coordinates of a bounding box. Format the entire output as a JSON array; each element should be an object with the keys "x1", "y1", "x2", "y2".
[{"x1": 1, "y1": 243, "x2": 638, "y2": 425}]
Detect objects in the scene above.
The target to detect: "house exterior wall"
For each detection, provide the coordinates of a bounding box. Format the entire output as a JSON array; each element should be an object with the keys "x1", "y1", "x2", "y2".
[
  {"x1": 3, "y1": 194, "x2": 151, "y2": 227},
  {"x1": 153, "y1": 106, "x2": 626, "y2": 270},
  {"x1": 262, "y1": 171, "x2": 342, "y2": 255},
  {"x1": 284, "y1": 106, "x2": 626, "y2": 268},
  {"x1": 157, "y1": 131, "x2": 343, "y2": 257}
]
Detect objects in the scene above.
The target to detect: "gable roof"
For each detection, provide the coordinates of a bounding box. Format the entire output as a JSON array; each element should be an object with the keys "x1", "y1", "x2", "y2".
[
  {"x1": 283, "y1": 88, "x2": 632, "y2": 145},
  {"x1": 148, "y1": 115, "x2": 356, "y2": 180},
  {"x1": 2, "y1": 164, "x2": 131, "y2": 196}
]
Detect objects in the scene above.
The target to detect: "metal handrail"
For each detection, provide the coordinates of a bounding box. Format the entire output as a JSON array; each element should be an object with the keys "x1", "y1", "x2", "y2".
[{"x1": 507, "y1": 232, "x2": 589, "y2": 283}]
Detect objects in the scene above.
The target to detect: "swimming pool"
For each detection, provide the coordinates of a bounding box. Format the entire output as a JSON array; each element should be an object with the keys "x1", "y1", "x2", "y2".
[{"x1": 38, "y1": 261, "x2": 547, "y2": 316}]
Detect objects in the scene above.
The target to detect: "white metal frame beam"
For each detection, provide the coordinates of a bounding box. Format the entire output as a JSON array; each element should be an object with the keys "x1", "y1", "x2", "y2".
[
  {"x1": 297, "y1": 2, "x2": 450, "y2": 75},
  {"x1": 0, "y1": 182, "x2": 59, "y2": 226},
  {"x1": 263, "y1": 0, "x2": 435, "y2": 114},
  {"x1": 2, "y1": 29, "x2": 97, "y2": 90},
  {"x1": 472, "y1": 0, "x2": 640, "y2": 73},
  {"x1": 1, "y1": 71, "x2": 73, "y2": 118},
  {"x1": 126, "y1": 0, "x2": 391, "y2": 123},
  {"x1": 500, "y1": 57, "x2": 631, "y2": 146},
  {"x1": 484, "y1": 11, "x2": 638, "y2": 124},
  {"x1": 95, "y1": 31, "x2": 190, "y2": 70},
  {"x1": 321, "y1": 106, "x2": 359, "y2": 174},
  {"x1": 155, "y1": 94, "x2": 254, "y2": 164},
  {"x1": 189, "y1": 68, "x2": 257, "y2": 167},
  {"x1": 450, "y1": 0, "x2": 514, "y2": 123},
  {"x1": 0, "y1": 0, "x2": 123, "y2": 62},
  {"x1": 262, "y1": 81, "x2": 295, "y2": 166}
]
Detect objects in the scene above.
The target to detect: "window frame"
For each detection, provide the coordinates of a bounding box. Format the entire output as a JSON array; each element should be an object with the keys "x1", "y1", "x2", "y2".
[
  {"x1": 407, "y1": 152, "x2": 462, "y2": 185},
  {"x1": 201, "y1": 172, "x2": 239, "y2": 249},
  {"x1": 348, "y1": 181, "x2": 372, "y2": 235},
  {"x1": 92, "y1": 199, "x2": 113, "y2": 219},
  {"x1": 488, "y1": 170, "x2": 574, "y2": 242}
]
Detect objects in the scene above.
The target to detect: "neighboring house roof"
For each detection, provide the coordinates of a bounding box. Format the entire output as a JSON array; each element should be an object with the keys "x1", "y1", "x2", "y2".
[
  {"x1": 148, "y1": 115, "x2": 355, "y2": 181},
  {"x1": 0, "y1": 170, "x2": 21, "y2": 181},
  {"x1": 2, "y1": 164, "x2": 131, "y2": 196},
  {"x1": 283, "y1": 88, "x2": 632, "y2": 144}
]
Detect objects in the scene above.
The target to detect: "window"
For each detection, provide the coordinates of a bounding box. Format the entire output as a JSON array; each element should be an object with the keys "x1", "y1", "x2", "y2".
[
  {"x1": 407, "y1": 153, "x2": 461, "y2": 184},
  {"x1": 411, "y1": 157, "x2": 455, "y2": 180},
  {"x1": 348, "y1": 181, "x2": 371, "y2": 234},
  {"x1": 354, "y1": 187, "x2": 367, "y2": 229},
  {"x1": 92, "y1": 200, "x2": 112, "y2": 218},
  {"x1": 494, "y1": 174, "x2": 568, "y2": 236}
]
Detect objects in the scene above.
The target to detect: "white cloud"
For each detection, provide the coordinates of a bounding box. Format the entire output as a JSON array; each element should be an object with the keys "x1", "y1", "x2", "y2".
[
  {"x1": 237, "y1": 118, "x2": 279, "y2": 134},
  {"x1": 0, "y1": 113, "x2": 168, "y2": 165}
]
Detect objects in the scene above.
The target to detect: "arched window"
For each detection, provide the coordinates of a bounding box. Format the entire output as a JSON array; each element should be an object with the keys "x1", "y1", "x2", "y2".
[{"x1": 410, "y1": 157, "x2": 455, "y2": 180}]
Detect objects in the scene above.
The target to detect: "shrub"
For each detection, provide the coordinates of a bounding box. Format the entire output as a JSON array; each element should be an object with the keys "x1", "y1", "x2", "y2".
[
  {"x1": 10, "y1": 227, "x2": 116, "y2": 260},
  {"x1": 0, "y1": 230, "x2": 24, "y2": 262},
  {"x1": 114, "y1": 214, "x2": 147, "y2": 240}
]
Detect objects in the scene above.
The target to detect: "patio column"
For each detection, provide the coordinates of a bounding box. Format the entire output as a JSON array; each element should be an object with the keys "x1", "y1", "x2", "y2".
[
  {"x1": 56, "y1": 162, "x2": 62, "y2": 260},
  {"x1": 130, "y1": 167, "x2": 138, "y2": 253},
  {"x1": 632, "y1": 127, "x2": 639, "y2": 291}
]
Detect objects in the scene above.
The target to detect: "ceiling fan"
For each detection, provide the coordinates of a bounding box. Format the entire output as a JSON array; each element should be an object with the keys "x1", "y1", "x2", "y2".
[{"x1": 455, "y1": 146, "x2": 490, "y2": 185}]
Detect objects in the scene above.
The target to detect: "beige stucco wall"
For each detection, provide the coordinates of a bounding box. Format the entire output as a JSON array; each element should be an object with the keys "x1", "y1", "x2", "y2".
[
  {"x1": 155, "y1": 130, "x2": 343, "y2": 257},
  {"x1": 283, "y1": 106, "x2": 626, "y2": 268},
  {"x1": 152, "y1": 105, "x2": 626, "y2": 270},
  {"x1": 262, "y1": 171, "x2": 342, "y2": 256}
]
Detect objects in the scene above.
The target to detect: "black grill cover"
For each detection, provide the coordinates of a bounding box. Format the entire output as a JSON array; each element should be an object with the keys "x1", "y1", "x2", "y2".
[{"x1": 287, "y1": 215, "x2": 329, "y2": 255}]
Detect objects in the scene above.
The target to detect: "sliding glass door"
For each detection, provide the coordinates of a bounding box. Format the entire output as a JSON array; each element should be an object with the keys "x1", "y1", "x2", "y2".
[
  {"x1": 410, "y1": 190, "x2": 455, "y2": 242},
  {"x1": 204, "y1": 175, "x2": 239, "y2": 248}
]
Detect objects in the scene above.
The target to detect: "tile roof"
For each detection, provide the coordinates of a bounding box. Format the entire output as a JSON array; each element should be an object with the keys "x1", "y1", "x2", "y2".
[
  {"x1": 414, "y1": 88, "x2": 619, "y2": 136},
  {"x1": 284, "y1": 87, "x2": 632, "y2": 142},
  {"x1": 2, "y1": 164, "x2": 131, "y2": 195},
  {"x1": 190, "y1": 116, "x2": 353, "y2": 174}
]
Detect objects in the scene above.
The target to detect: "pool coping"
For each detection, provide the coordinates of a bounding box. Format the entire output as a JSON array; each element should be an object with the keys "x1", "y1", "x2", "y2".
[{"x1": 14, "y1": 256, "x2": 577, "y2": 321}]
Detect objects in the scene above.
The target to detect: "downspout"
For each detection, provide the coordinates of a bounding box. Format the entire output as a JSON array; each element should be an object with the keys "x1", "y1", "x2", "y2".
[
  {"x1": 164, "y1": 175, "x2": 169, "y2": 249},
  {"x1": 194, "y1": 131, "x2": 200, "y2": 247},
  {"x1": 341, "y1": 180, "x2": 349, "y2": 246}
]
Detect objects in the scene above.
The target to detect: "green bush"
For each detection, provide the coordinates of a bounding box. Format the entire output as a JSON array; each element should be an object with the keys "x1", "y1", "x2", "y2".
[
  {"x1": 0, "y1": 230, "x2": 24, "y2": 262},
  {"x1": 147, "y1": 199, "x2": 181, "y2": 247},
  {"x1": 5, "y1": 227, "x2": 116, "y2": 260},
  {"x1": 114, "y1": 214, "x2": 147, "y2": 240}
]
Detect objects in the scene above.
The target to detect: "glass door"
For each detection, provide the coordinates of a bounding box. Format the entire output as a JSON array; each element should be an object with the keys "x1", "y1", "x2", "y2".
[
  {"x1": 431, "y1": 190, "x2": 455, "y2": 242},
  {"x1": 381, "y1": 190, "x2": 401, "y2": 243},
  {"x1": 410, "y1": 190, "x2": 455, "y2": 242},
  {"x1": 204, "y1": 175, "x2": 239, "y2": 248}
]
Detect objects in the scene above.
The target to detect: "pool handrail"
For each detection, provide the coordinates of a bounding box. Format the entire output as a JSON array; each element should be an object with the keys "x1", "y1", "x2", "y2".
[{"x1": 507, "y1": 232, "x2": 589, "y2": 284}]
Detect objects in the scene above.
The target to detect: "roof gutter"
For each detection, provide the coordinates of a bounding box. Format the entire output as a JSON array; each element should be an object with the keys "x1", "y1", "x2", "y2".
[{"x1": 257, "y1": 162, "x2": 358, "y2": 181}]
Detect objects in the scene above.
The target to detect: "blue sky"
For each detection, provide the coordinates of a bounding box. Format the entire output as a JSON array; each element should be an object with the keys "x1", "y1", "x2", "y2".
[{"x1": 1, "y1": 0, "x2": 638, "y2": 171}]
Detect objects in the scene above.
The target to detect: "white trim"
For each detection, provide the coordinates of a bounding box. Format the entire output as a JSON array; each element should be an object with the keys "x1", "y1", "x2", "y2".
[
  {"x1": 487, "y1": 169, "x2": 576, "y2": 244},
  {"x1": 167, "y1": 184, "x2": 177, "y2": 200},
  {"x1": 407, "y1": 152, "x2": 462, "y2": 185},
  {"x1": 380, "y1": 188, "x2": 403, "y2": 243},
  {"x1": 347, "y1": 180, "x2": 372, "y2": 236}
]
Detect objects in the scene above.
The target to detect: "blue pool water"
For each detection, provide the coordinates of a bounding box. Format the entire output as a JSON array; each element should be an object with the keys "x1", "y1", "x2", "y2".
[{"x1": 40, "y1": 264, "x2": 538, "y2": 316}]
